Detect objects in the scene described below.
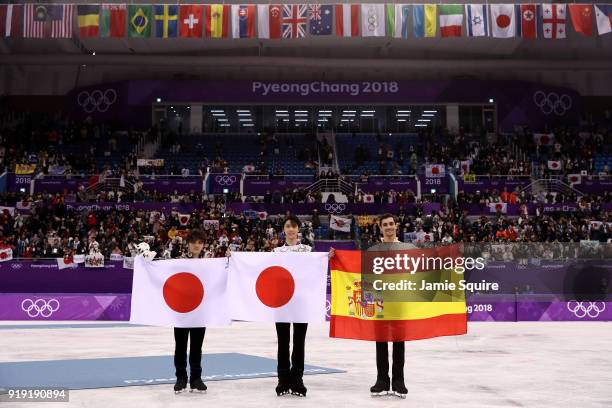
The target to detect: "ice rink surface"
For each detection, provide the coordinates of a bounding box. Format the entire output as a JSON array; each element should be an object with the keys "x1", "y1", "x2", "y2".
[{"x1": 1, "y1": 321, "x2": 611, "y2": 408}]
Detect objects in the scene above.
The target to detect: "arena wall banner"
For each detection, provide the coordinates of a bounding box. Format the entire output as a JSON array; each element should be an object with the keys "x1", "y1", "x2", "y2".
[
  {"x1": 207, "y1": 173, "x2": 242, "y2": 194},
  {"x1": 139, "y1": 176, "x2": 203, "y2": 194},
  {"x1": 243, "y1": 178, "x2": 314, "y2": 196},
  {"x1": 31, "y1": 176, "x2": 203, "y2": 194},
  {"x1": 6, "y1": 173, "x2": 33, "y2": 193},
  {"x1": 458, "y1": 178, "x2": 532, "y2": 194},
  {"x1": 572, "y1": 179, "x2": 612, "y2": 195},
  {"x1": 2, "y1": 293, "x2": 610, "y2": 322},
  {"x1": 59, "y1": 202, "x2": 203, "y2": 214},
  {"x1": 419, "y1": 175, "x2": 450, "y2": 194},
  {"x1": 69, "y1": 80, "x2": 581, "y2": 131},
  {"x1": 354, "y1": 178, "x2": 418, "y2": 194},
  {"x1": 225, "y1": 202, "x2": 441, "y2": 216}
]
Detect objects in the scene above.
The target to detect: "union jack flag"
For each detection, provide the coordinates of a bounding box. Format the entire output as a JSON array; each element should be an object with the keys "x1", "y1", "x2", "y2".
[{"x1": 282, "y1": 4, "x2": 307, "y2": 38}]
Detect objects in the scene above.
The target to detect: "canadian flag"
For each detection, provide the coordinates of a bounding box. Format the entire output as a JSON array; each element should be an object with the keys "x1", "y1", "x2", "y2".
[
  {"x1": 548, "y1": 160, "x2": 562, "y2": 170},
  {"x1": 567, "y1": 174, "x2": 582, "y2": 184},
  {"x1": 130, "y1": 257, "x2": 231, "y2": 327},
  {"x1": 335, "y1": 4, "x2": 359, "y2": 37},
  {"x1": 179, "y1": 214, "x2": 191, "y2": 226},
  {"x1": 533, "y1": 133, "x2": 555, "y2": 145},
  {"x1": 489, "y1": 202, "x2": 508, "y2": 213},
  {"x1": 426, "y1": 164, "x2": 446, "y2": 178},
  {"x1": 228, "y1": 252, "x2": 328, "y2": 323}
]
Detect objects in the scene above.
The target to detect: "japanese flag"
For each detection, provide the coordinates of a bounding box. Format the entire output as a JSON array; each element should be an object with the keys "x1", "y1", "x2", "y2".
[
  {"x1": 363, "y1": 194, "x2": 374, "y2": 203},
  {"x1": 130, "y1": 257, "x2": 231, "y2": 327},
  {"x1": 179, "y1": 213, "x2": 191, "y2": 226},
  {"x1": 426, "y1": 164, "x2": 445, "y2": 177},
  {"x1": 568, "y1": 174, "x2": 582, "y2": 184},
  {"x1": 489, "y1": 202, "x2": 508, "y2": 213},
  {"x1": 548, "y1": 160, "x2": 561, "y2": 170},
  {"x1": 228, "y1": 252, "x2": 328, "y2": 323}
]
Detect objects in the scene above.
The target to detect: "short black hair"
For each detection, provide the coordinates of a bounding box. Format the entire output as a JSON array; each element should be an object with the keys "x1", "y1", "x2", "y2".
[
  {"x1": 283, "y1": 215, "x2": 302, "y2": 229},
  {"x1": 186, "y1": 229, "x2": 206, "y2": 244},
  {"x1": 378, "y1": 213, "x2": 397, "y2": 225}
]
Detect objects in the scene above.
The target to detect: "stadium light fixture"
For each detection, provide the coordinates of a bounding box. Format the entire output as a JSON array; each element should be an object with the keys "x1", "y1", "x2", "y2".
[
  {"x1": 156, "y1": 97, "x2": 162, "y2": 103},
  {"x1": 397, "y1": 119, "x2": 407, "y2": 122},
  {"x1": 422, "y1": 114, "x2": 435, "y2": 117},
  {"x1": 397, "y1": 110, "x2": 411, "y2": 113},
  {"x1": 418, "y1": 119, "x2": 431, "y2": 122},
  {"x1": 423, "y1": 110, "x2": 437, "y2": 113},
  {"x1": 210, "y1": 110, "x2": 225, "y2": 113},
  {"x1": 489, "y1": 98, "x2": 494, "y2": 103}
]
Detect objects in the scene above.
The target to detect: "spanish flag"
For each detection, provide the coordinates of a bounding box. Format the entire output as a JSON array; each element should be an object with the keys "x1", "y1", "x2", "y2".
[
  {"x1": 77, "y1": 5, "x2": 100, "y2": 37},
  {"x1": 205, "y1": 4, "x2": 229, "y2": 38},
  {"x1": 330, "y1": 246, "x2": 467, "y2": 342}
]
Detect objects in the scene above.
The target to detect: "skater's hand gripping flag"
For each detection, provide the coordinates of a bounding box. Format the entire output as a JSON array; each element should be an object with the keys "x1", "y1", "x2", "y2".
[
  {"x1": 228, "y1": 252, "x2": 328, "y2": 323},
  {"x1": 130, "y1": 256, "x2": 231, "y2": 327},
  {"x1": 329, "y1": 245, "x2": 468, "y2": 342}
]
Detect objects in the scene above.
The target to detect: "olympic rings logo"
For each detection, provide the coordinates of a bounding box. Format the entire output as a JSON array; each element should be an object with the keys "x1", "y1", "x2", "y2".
[
  {"x1": 566, "y1": 301, "x2": 605, "y2": 319},
  {"x1": 324, "y1": 203, "x2": 346, "y2": 214},
  {"x1": 21, "y1": 298, "x2": 60, "y2": 318},
  {"x1": 10, "y1": 263, "x2": 23, "y2": 269},
  {"x1": 214, "y1": 175, "x2": 237, "y2": 186},
  {"x1": 77, "y1": 89, "x2": 118, "y2": 113},
  {"x1": 533, "y1": 91, "x2": 572, "y2": 116}
]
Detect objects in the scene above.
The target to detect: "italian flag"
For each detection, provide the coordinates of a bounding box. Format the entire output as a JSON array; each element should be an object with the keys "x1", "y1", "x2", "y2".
[
  {"x1": 439, "y1": 4, "x2": 463, "y2": 37},
  {"x1": 329, "y1": 246, "x2": 468, "y2": 342}
]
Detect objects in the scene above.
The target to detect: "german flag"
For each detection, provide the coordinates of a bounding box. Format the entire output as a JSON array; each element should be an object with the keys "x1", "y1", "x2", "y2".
[
  {"x1": 329, "y1": 246, "x2": 468, "y2": 342},
  {"x1": 77, "y1": 5, "x2": 99, "y2": 37}
]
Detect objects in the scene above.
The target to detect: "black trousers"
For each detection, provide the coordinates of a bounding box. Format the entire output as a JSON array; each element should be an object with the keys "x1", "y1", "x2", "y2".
[
  {"x1": 174, "y1": 327, "x2": 206, "y2": 379},
  {"x1": 376, "y1": 341, "x2": 405, "y2": 380},
  {"x1": 275, "y1": 322, "x2": 307, "y2": 374}
]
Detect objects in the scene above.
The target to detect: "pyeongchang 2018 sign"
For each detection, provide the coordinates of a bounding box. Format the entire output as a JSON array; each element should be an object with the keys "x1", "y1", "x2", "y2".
[{"x1": 252, "y1": 81, "x2": 400, "y2": 97}]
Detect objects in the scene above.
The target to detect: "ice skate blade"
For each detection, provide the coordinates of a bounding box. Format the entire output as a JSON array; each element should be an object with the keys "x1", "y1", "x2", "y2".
[
  {"x1": 392, "y1": 391, "x2": 407, "y2": 399},
  {"x1": 276, "y1": 390, "x2": 290, "y2": 397},
  {"x1": 189, "y1": 389, "x2": 207, "y2": 393},
  {"x1": 370, "y1": 391, "x2": 390, "y2": 397},
  {"x1": 291, "y1": 391, "x2": 306, "y2": 397},
  {"x1": 174, "y1": 389, "x2": 186, "y2": 394}
]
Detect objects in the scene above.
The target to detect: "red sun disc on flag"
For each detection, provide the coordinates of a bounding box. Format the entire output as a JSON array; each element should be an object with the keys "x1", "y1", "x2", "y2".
[
  {"x1": 432, "y1": 166, "x2": 439, "y2": 174},
  {"x1": 496, "y1": 204, "x2": 503, "y2": 210},
  {"x1": 163, "y1": 272, "x2": 204, "y2": 313},
  {"x1": 540, "y1": 135, "x2": 550, "y2": 144},
  {"x1": 256, "y1": 266, "x2": 295, "y2": 308},
  {"x1": 496, "y1": 14, "x2": 511, "y2": 28}
]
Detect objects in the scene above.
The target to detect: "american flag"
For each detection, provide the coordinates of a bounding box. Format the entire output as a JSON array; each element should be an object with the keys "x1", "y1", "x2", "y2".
[
  {"x1": 24, "y1": 4, "x2": 74, "y2": 38},
  {"x1": 282, "y1": 4, "x2": 307, "y2": 38}
]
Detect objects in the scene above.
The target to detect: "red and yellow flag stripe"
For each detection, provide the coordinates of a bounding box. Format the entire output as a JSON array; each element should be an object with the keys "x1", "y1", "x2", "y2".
[{"x1": 329, "y1": 249, "x2": 468, "y2": 342}]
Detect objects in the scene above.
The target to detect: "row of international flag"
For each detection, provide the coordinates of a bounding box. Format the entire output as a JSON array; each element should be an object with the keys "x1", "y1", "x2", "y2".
[{"x1": 1, "y1": 3, "x2": 611, "y2": 39}]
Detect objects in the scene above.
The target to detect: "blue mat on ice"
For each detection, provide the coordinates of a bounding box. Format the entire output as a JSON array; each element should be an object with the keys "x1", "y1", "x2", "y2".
[{"x1": 0, "y1": 353, "x2": 344, "y2": 390}]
